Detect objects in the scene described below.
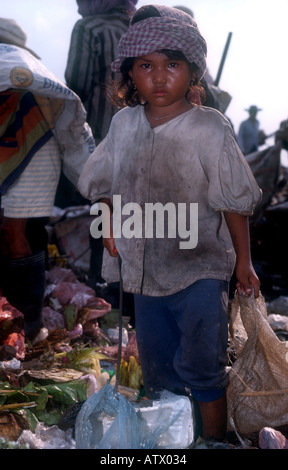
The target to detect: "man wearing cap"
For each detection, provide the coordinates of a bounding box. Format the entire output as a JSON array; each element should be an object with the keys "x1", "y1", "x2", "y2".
[
  {"x1": 0, "y1": 18, "x2": 94, "y2": 342},
  {"x1": 237, "y1": 105, "x2": 266, "y2": 155}
]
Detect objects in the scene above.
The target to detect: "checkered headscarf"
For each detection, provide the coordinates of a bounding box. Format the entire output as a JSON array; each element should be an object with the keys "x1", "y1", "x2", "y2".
[{"x1": 111, "y1": 5, "x2": 207, "y2": 80}]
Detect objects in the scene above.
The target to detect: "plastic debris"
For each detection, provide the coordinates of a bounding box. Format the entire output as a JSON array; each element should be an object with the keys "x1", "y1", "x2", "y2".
[
  {"x1": 259, "y1": 427, "x2": 288, "y2": 449},
  {"x1": 18, "y1": 423, "x2": 75, "y2": 449}
]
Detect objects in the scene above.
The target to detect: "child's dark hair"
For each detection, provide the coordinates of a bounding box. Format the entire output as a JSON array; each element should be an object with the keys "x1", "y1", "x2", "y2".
[{"x1": 107, "y1": 5, "x2": 206, "y2": 108}]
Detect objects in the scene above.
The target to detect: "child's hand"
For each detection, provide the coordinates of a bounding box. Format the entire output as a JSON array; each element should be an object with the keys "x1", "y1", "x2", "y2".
[
  {"x1": 103, "y1": 236, "x2": 118, "y2": 257},
  {"x1": 235, "y1": 263, "x2": 260, "y2": 298},
  {"x1": 224, "y1": 213, "x2": 260, "y2": 299}
]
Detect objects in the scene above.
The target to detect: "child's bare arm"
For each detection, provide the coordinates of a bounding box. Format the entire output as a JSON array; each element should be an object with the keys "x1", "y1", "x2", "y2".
[{"x1": 224, "y1": 212, "x2": 260, "y2": 298}]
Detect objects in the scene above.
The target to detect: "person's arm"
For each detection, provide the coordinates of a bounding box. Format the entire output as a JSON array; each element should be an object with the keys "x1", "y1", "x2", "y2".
[
  {"x1": 224, "y1": 212, "x2": 260, "y2": 298},
  {"x1": 100, "y1": 198, "x2": 118, "y2": 258}
]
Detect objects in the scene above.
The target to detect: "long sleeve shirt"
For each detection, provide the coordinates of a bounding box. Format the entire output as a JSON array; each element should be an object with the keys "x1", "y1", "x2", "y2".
[{"x1": 78, "y1": 105, "x2": 262, "y2": 296}]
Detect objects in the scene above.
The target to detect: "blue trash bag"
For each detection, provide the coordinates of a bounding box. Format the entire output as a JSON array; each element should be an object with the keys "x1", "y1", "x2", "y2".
[{"x1": 75, "y1": 383, "x2": 153, "y2": 449}]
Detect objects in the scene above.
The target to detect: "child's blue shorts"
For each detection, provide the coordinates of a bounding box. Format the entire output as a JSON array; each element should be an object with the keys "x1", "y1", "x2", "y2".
[{"x1": 134, "y1": 279, "x2": 229, "y2": 402}]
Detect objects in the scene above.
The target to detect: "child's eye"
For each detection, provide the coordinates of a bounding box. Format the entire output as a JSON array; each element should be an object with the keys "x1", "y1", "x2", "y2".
[
  {"x1": 140, "y1": 63, "x2": 151, "y2": 69},
  {"x1": 168, "y1": 62, "x2": 179, "y2": 68}
]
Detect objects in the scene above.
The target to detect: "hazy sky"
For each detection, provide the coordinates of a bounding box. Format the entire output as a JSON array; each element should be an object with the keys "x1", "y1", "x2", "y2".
[{"x1": 1, "y1": 0, "x2": 288, "y2": 144}]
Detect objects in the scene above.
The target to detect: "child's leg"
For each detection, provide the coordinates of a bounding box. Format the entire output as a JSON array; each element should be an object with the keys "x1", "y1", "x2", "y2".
[
  {"x1": 135, "y1": 280, "x2": 229, "y2": 440},
  {"x1": 134, "y1": 294, "x2": 185, "y2": 398},
  {"x1": 171, "y1": 279, "x2": 229, "y2": 441},
  {"x1": 172, "y1": 279, "x2": 229, "y2": 393},
  {"x1": 196, "y1": 394, "x2": 227, "y2": 441}
]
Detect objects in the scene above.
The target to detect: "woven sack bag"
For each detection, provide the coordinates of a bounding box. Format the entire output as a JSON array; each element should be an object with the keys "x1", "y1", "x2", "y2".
[{"x1": 227, "y1": 291, "x2": 288, "y2": 436}]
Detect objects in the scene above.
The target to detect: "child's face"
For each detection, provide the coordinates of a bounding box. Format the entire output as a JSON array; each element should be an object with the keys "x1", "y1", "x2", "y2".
[{"x1": 128, "y1": 51, "x2": 193, "y2": 110}]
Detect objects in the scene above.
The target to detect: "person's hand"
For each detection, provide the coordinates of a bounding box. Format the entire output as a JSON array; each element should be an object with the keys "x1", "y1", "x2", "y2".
[
  {"x1": 103, "y1": 235, "x2": 118, "y2": 257},
  {"x1": 235, "y1": 263, "x2": 260, "y2": 298}
]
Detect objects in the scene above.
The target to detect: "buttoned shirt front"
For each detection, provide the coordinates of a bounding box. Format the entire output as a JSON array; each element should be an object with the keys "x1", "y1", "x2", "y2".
[{"x1": 78, "y1": 105, "x2": 262, "y2": 296}]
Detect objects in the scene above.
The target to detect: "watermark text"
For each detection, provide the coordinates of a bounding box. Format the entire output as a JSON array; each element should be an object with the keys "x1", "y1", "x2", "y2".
[{"x1": 90, "y1": 195, "x2": 198, "y2": 249}]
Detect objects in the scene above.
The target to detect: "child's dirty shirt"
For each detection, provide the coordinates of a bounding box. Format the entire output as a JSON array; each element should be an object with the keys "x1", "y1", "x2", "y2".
[{"x1": 78, "y1": 105, "x2": 262, "y2": 296}]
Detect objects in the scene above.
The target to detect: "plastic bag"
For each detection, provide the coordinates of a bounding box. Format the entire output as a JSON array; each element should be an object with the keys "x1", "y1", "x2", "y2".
[
  {"x1": 19, "y1": 423, "x2": 75, "y2": 449},
  {"x1": 227, "y1": 291, "x2": 288, "y2": 436},
  {"x1": 75, "y1": 383, "x2": 149, "y2": 449},
  {"x1": 0, "y1": 44, "x2": 95, "y2": 187},
  {"x1": 75, "y1": 383, "x2": 193, "y2": 449},
  {"x1": 258, "y1": 427, "x2": 288, "y2": 449}
]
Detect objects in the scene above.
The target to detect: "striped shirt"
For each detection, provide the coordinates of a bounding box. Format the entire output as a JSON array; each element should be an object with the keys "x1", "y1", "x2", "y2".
[
  {"x1": 2, "y1": 137, "x2": 61, "y2": 218},
  {"x1": 65, "y1": 9, "x2": 131, "y2": 145}
]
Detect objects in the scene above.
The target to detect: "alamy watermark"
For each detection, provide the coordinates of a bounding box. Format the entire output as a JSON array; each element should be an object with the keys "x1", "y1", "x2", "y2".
[{"x1": 90, "y1": 195, "x2": 198, "y2": 249}]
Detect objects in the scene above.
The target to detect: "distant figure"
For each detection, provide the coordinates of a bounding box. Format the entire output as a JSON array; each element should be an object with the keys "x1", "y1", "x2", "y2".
[{"x1": 237, "y1": 105, "x2": 266, "y2": 155}]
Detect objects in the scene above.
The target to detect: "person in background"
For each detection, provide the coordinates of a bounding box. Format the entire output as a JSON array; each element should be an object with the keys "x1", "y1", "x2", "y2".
[
  {"x1": 78, "y1": 5, "x2": 262, "y2": 441},
  {"x1": 0, "y1": 18, "x2": 94, "y2": 342},
  {"x1": 237, "y1": 105, "x2": 266, "y2": 155},
  {"x1": 63, "y1": 0, "x2": 138, "y2": 302}
]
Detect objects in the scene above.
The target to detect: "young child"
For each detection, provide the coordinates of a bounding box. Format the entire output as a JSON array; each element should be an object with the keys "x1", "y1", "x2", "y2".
[{"x1": 78, "y1": 5, "x2": 262, "y2": 442}]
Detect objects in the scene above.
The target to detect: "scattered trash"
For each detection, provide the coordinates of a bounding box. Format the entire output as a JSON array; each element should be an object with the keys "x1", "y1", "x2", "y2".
[
  {"x1": 259, "y1": 427, "x2": 288, "y2": 449},
  {"x1": 267, "y1": 296, "x2": 288, "y2": 316},
  {"x1": 0, "y1": 297, "x2": 25, "y2": 360},
  {"x1": 267, "y1": 314, "x2": 288, "y2": 333},
  {"x1": 18, "y1": 422, "x2": 75, "y2": 449},
  {"x1": 75, "y1": 383, "x2": 193, "y2": 449},
  {"x1": 0, "y1": 411, "x2": 23, "y2": 442},
  {"x1": 0, "y1": 358, "x2": 21, "y2": 369},
  {"x1": 192, "y1": 437, "x2": 233, "y2": 450},
  {"x1": 106, "y1": 327, "x2": 129, "y2": 347},
  {"x1": 50, "y1": 206, "x2": 93, "y2": 272}
]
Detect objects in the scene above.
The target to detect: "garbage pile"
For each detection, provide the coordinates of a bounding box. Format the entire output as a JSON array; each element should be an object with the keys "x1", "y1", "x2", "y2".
[
  {"x1": 0, "y1": 265, "x2": 195, "y2": 450},
  {"x1": 0, "y1": 255, "x2": 146, "y2": 449},
  {"x1": 0, "y1": 183, "x2": 288, "y2": 449},
  {"x1": 1, "y1": 263, "x2": 288, "y2": 450}
]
